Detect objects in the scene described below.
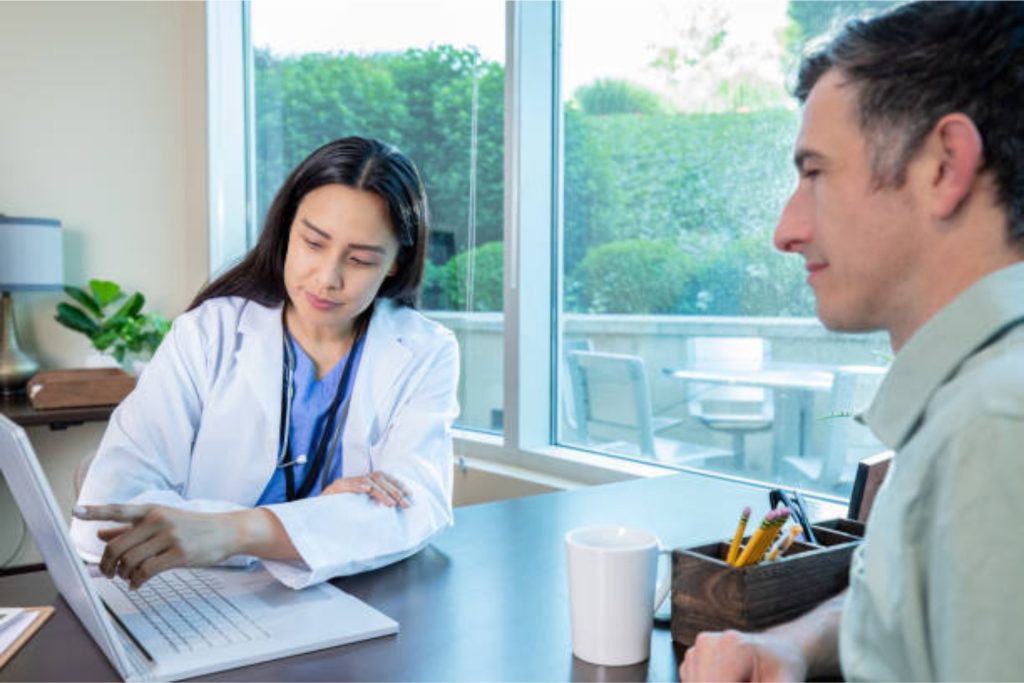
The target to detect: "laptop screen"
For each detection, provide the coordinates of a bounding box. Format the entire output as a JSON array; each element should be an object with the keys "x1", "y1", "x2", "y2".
[{"x1": 0, "y1": 415, "x2": 134, "y2": 678}]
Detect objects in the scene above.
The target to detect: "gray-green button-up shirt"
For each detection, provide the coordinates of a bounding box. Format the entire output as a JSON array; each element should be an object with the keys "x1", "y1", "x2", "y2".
[{"x1": 840, "y1": 262, "x2": 1024, "y2": 681}]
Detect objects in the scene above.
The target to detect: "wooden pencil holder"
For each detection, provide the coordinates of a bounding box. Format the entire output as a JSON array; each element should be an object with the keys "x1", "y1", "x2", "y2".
[{"x1": 670, "y1": 518, "x2": 863, "y2": 646}]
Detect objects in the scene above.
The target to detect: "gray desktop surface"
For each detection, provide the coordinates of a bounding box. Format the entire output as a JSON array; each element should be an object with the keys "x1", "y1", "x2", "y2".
[{"x1": 0, "y1": 472, "x2": 841, "y2": 681}]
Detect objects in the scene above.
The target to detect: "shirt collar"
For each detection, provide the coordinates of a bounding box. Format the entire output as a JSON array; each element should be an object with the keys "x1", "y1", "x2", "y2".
[{"x1": 860, "y1": 261, "x2": 1024, "y2": 449}]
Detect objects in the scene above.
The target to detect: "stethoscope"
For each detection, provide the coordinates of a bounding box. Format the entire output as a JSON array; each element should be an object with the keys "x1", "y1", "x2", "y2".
[{"x1": 276, "y1": 329, "x2": 365, "y2": 502}]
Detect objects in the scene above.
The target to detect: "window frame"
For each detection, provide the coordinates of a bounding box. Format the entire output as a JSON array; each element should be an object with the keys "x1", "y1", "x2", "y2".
[{"x1": 206, "y1": 0, "x2": 851, "y2": 501}]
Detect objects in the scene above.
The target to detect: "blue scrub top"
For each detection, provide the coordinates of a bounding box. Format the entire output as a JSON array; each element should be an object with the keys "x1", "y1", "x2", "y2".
[{"x1": 257, "y1": 332, "x2": 366, "y2": 504}]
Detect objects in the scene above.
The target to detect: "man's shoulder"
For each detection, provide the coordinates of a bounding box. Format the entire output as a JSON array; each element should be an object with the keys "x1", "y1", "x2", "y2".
[
  {"x1": 954, "y1": 325, "x2": 1024, "y2": 418},
  {"x1": 915, "y1": 325, "x2": 1024, "y2": 460}
]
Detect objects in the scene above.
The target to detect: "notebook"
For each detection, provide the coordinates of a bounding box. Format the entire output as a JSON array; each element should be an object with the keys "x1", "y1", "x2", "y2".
[{"x1": 0, "y1": 414, "x2": 398, "y2": 681}]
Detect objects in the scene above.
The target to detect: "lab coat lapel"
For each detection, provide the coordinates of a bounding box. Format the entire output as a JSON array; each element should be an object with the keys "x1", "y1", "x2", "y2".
[
  {"x1": 345, "y1": 301, "x2": 413, "y2": 471},
  {"x1": 236, "y1": 300, "x2": 285, "y2": 445}
]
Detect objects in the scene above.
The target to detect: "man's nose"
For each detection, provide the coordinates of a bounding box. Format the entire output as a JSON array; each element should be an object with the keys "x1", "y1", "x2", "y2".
[{"x1": 774, "y1": 189, "x2": 811, "y2": 254}]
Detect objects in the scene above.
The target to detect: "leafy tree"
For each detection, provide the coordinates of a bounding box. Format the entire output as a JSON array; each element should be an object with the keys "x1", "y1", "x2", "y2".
[
  {"x1": 573, "y1": 79, "x2": 672, "y2": 116},
  {"x1": 783, "y1": 1, "x2": 904, "y2": 68},
  {"x1": 254, "y1": 45, "x2": 504, "y2": 250}
]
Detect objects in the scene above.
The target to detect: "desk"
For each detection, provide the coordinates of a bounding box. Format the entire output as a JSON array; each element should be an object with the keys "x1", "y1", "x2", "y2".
[
  {"x1": 0, "y1": 473, "x2": 841, "y2": 682},
  {"x1": 0, "y1": 392, "x2": 114, "y2": 430}
]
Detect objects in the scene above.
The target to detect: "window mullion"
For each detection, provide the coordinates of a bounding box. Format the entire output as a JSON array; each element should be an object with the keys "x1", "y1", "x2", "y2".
[{"x1": 503, "y1": 0, "x2": 557, "y2": 452}]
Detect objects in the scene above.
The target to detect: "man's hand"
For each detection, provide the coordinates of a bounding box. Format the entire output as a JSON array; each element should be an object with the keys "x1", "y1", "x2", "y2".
[
  {"x1": 679, "y1": 592, "x2": 845, "y2": 682},
  {"x1": 321, "y1": 471, "x2": 410, "y2": 508},
  {"x1": 74, "y1": 504, "x2": 244, "y2": 589},
  {"x1": 679, "y1": 630, "x2": 809, "y2": 682}
]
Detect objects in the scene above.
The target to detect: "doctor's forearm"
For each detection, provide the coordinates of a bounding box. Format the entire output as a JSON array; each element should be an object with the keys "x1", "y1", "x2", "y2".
[{"x1": 229, "y1": 508, "x2": 301, "y2": 561}]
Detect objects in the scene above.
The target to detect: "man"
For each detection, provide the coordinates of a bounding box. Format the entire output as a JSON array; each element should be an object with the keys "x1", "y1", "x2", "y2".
[{"x1": 679, "y1": 2, "x2": 1024, "y2": 681}]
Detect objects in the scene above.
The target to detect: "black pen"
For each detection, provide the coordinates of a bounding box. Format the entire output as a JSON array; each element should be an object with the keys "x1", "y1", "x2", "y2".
[
  {"x1": 790, "y1": 490, "x2": 817, "y2": 544},
  {"x1": 769, "y1": 488, "x2": 817, "y2": 544}
]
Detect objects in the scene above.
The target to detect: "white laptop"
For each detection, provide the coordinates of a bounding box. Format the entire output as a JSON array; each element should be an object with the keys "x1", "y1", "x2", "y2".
[{"x1": 0, "y1": 414, "x2": 398, "y2": 681}]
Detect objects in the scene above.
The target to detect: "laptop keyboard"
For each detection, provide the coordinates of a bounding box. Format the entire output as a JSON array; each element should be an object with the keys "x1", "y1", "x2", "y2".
[{"x1": 111, "y1": 569, "x2": 271, "y2": 654}]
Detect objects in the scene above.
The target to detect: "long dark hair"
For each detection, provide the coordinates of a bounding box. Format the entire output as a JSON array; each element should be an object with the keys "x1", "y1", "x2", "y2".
[{"x1": 189, "y1": 136, "x2": 430, "y2": 312}]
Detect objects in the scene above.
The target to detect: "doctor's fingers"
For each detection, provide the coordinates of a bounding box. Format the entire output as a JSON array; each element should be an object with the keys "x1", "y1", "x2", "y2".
[
  {"x1": 321, "y1": 478, "x2": 374, "y2": 496},
  {"x1": 369, "y1": 472, "x2": 409, "y2": 497},
  {"x1": 128, "y1": 552, "x2": 179, "y2": 590},
  {"x1": 74, "y1": 503, "x2": 152, "y2": 524},
  {"x1": 96, "y1": 524, "x2": 133, "y2": 542},
  {"x1": 367, "y1": 474, "x2": 409, "y2": 509},
  {"x1": 100, "y1": 522, "x2": 161, "y2": 578},
  {"x1": 113, "y1": 535, "x2": 174, "y2": 583}
]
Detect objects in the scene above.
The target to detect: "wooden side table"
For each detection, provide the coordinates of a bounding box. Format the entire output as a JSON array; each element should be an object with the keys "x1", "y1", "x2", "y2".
[{"x1": 0, "y1": 392, "x2": 114, "y2": 430}]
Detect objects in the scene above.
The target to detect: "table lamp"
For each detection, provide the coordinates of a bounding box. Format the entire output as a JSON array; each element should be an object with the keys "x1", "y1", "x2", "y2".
[{"x1": 0, "y1": 215, "x2": 64, "y2": 394}]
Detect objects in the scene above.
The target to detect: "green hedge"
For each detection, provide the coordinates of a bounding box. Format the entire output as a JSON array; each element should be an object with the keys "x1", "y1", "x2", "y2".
[
  {"x1": 435, "y1": 241, "x2": 504, "y2": 312},
  {"x1": 570, "y1": 239, "x2": 694, "y2": 314}
]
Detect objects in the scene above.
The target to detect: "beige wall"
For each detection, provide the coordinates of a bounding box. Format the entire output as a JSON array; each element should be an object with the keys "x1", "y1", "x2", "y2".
[
  {"x1": 0, "y1": 0, "x2": 209, "y2": 365},
  {"x1": 0, "y1": 1, "x2": 209, "y2": 567}
]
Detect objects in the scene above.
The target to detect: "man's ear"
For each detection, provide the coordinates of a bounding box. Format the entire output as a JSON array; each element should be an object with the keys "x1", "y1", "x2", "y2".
[{"x1": 927, "y1": 113, "x2": 984, "y2": 219}]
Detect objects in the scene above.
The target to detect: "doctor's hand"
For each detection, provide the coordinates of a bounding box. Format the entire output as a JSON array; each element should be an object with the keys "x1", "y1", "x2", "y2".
[
  {"x1": 321, "y1": 472, "x2": 410, "y2": 508},
  {"x1": 678, "y1": 630, "x2": 808, "y2": 682},
  {"x1": 74, "y1": 504, "x2": 245, "y2": 589}
]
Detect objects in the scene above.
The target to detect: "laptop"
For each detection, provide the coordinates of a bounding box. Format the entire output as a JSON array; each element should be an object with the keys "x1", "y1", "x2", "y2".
[{"x1": 0, "y1": 414, "x2": 398, "y2": 681}]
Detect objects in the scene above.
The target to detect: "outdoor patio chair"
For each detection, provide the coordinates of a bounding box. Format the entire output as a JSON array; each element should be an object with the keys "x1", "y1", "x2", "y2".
[{"x1": 567, "y1": 349, "x2": 729, "y2": 466}]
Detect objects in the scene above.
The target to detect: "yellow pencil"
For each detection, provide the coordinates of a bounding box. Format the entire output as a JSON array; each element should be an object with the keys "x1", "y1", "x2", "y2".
[
  {"x1": 725, "y1": 506, "x2": 751, "y2": 566},
  {"x1": 752, "y1": 508, "x2": 791, "y2": 564},
  {"x1": 734, "y1": 510, "x2": 776, "y2": 567},
  {"x1": 767, "y1": 525, "x2": 802, "y2": 561},
  {"x1": 747, "y1": 509, "x2": 787, "y2": 566}
]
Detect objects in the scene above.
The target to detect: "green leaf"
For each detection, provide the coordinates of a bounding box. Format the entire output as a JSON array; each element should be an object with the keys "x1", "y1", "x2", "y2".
[
  {"x1": 89, "y1": 279, "x2": 122, "y2": 307},
  {"x1": 55, "y1": 303, "x2": 101, "y2": 337},
  {"x1": 63, "y1": 286, "x2": 102, "y2": 318},
  {"x1": 148, "y1": 314, "x2": 171, "y2": 337},
  {"x1": 111, "y1": 345, "x2": 126, "y2": 364},
  {"x1": 92, "y1": 330, "x2": 119, "y2": 351},
  {"x1": 100, "y1": 315, "x2": 129, "y2": 334},
  {"x1": 110, "y1": 292, "x2": 144, "y2": 321}
]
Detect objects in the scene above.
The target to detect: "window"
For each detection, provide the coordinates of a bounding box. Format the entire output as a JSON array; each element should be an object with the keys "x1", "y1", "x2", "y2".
[
  {"x1": 248, "y1": 0, "x2": 506, "y2": 434},
  {"x1": 556, "y1": 0, "x2": 890, "y2": 497},
  {"x1": 209, "y1": 0, "x2": 899, "y2": 500}
]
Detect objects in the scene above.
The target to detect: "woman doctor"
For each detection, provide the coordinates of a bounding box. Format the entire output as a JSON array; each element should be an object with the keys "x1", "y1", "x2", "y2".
[{"x1": 71, "y1": 137, "x2": 459, "y2": 590}]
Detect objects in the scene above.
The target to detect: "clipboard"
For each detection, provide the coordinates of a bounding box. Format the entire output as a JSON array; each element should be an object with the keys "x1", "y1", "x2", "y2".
[{"x1": 0, "y1": 606, "x2": 54, "y2": 670}]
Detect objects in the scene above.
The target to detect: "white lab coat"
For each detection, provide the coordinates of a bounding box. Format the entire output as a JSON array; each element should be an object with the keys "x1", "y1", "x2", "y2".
[{"x1": 71, "y1": 296, "x2": 459, "y2": 589}]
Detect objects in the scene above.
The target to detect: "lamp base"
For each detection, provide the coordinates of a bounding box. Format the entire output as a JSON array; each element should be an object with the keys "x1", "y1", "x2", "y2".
[{"x1": 0, "y1": 291, "x2": 40, "y2": 395}]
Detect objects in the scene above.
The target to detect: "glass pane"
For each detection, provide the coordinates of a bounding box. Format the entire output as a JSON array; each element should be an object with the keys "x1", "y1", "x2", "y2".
[
  {"x1": 251, "y1": 1, "x2": 505, "y2": 433},
  {"x1": 558, "y1": 0, "x2": 891, "y2": 498}
]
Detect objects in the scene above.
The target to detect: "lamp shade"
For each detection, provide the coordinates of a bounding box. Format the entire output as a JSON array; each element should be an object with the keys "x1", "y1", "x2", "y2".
[{"x1": 0, "y1": 215, "x2": 64, "y2": 290}]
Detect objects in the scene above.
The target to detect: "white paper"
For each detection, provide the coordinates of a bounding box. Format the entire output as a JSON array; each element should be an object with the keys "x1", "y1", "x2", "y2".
[
  {"x1": 0, "y1": 611, "x2": 35, "y2": 653},
  {"x1": 0, "y1": 608, "x2": 24, "y2": 634}
]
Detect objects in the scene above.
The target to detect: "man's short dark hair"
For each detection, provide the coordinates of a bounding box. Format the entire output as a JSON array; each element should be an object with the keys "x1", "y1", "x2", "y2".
[{"x1": 795, "y1": 1, "x2": 1024, "y2": 240}]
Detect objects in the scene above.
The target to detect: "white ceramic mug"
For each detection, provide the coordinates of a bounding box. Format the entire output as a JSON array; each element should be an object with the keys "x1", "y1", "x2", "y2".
[{"x1": 565, "y1": 525, "x2": 671, "y2": 666}]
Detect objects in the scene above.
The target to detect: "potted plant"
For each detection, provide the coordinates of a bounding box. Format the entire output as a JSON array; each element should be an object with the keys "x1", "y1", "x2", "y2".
[{"x1": 55, "y1": 279, "x2": 170, "y2": 374}]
